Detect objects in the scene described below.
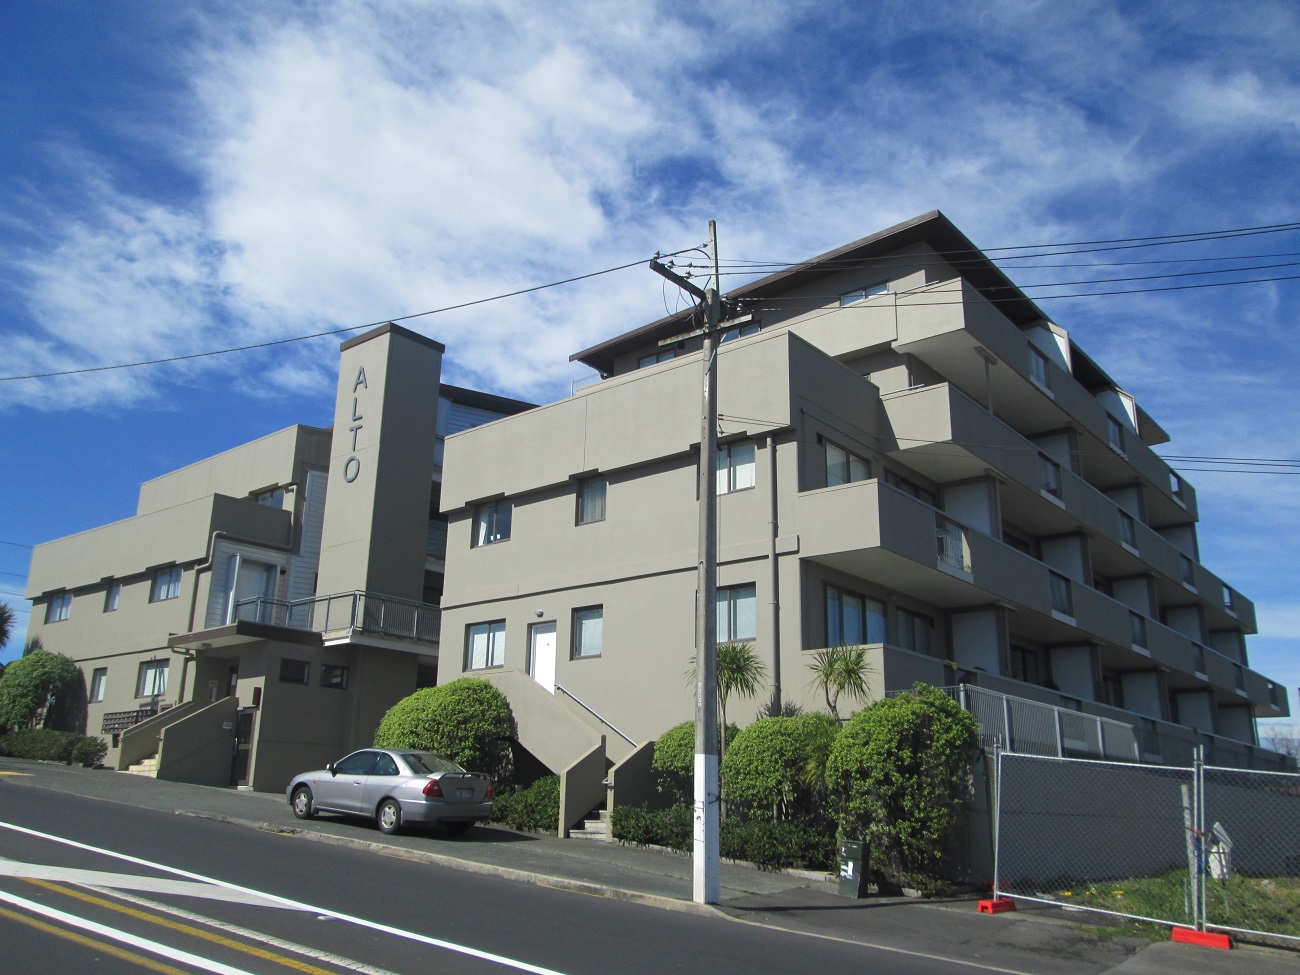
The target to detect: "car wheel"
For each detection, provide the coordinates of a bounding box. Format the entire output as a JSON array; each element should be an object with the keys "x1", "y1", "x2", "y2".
[
  {"x1": 291, "y1": 786, "x2": 315, "y2": 820},
  {"x1": 443, "y1": 821, "x2": 473, "y2": 836},
  {"x1": 377, "y1": 798, "x2": 402, "y2": 835}
]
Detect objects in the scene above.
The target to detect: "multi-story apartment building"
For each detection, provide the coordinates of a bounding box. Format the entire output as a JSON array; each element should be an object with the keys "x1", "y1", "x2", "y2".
[
  {"x1": 438, "y1": 211, "x2": 1291, "y2": 829},
  {"x1": 24, "y1": 324, "x2": 531, "y2": 791}
]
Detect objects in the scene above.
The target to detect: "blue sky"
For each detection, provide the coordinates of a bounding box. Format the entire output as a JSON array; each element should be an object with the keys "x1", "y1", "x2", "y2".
[{"x1": 1, "y1": 2, "x2": 1297, "y2": 735}]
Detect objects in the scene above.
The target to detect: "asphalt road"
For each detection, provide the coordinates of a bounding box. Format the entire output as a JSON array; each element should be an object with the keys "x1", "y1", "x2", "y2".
[{"x1": 0, "y1": 785, "x2": 1001, "y2": 975}]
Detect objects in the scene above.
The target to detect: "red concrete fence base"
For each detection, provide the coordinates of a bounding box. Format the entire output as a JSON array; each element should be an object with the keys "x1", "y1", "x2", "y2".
[
  {"x1": 977, "y1": 898, "x2": 1017, "y2": 914},
  {"x1": 1171, "y1": 928, "x2": 1232, "y2": 950}
]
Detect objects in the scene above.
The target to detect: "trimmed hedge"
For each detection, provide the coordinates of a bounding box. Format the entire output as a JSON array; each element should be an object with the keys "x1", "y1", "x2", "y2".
[
  {"x1": 490, "y1": 775, "x2": 560, "y2": 833},
  {"x1": 651, "y1": 719, "x2": 739, "y2": 802},
  {"x1": 0, "y1": 729, "x2": 97, "y2": 764},
  {"x1": 373, "y1": 678, "x2": 514, "y2": 779},
  {"x1": 611, "y1": 803, "x2": 693, "y2": 851},
  {"x1": 611, "y1": 803, "x2": 835, "y2": 871},
  {"x1": 71, "y1": 736, "x2": 108, "y2": 768}
]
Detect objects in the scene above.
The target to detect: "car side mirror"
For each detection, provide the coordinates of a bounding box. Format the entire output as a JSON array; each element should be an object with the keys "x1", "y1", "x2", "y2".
[{"x1": 326, "y1": 763, "x2": 336, "y2": 776}]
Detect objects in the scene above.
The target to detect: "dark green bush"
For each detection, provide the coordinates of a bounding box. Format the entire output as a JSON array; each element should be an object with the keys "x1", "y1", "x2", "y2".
[
  {"x1": 611, "y1": 803, "x2": 693, "y2": 851},
  {"x1": 720, "y1": 716, "x2": 808, "y2": 819},
  {"x1": 720, "y1": 818, "x2": 836, "y2": 871},
  {"x1": 0, "y1": 728, "x2": 82, "y2": 762},
  {"x1": 70, "y1": 736, "x2": 108, "y2": 768},
  {"x1": 825, "y1": 684, "x2": 978, "y2": 884},
  {"x1": 0, "y1": 649, "x2": 81, "y2": 730},
  {"x1": 373, "y1": 678, "x2": 514, "y2": 779},
  {"x1": 652, "y1": 719, "x2": 739, "y2": 802},
  {"x1": 490, "y1": 775, "x2": 560, "y2": 833}
]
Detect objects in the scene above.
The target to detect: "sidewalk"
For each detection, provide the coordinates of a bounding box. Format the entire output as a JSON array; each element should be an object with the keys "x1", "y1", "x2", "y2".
[{"x1": 2, "y1": 759, "x2": 1295, "y2": 975}]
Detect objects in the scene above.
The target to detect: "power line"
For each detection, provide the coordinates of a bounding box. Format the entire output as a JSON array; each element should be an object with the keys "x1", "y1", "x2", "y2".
[{"x1": 0, "y1": 541, "x2": 32, "y2": 549}]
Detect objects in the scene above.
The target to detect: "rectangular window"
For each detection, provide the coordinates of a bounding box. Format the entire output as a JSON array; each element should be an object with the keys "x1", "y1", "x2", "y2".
[
  {"x1": 279, "y1": 659, "x2": 310, "y2": 684},
  {"x1": 577, "y1": 478, "x2": 607, "y2": 525},
  {"x1": 135, "y1": 660, "x2": 169, "y2": 698},
  {"x1": 1129, "y1": 612, "x2": 1148, "y2": 648},
  {"x1": 896, "y1": 609, "x2": 931, "y2": 654},
  {"x1": 884, "y1": 469, "x2": 937, "y2": 506},
  {"x1": 472, "y1": 500, "x2": 512, "y2": 546},
  {"x1": 1181, "y1": 556, "x2": 1195, "y2": 585},
  {"x1": 150, "y1": 566, "x2": 181, "y2": 602},
  {"x1": 1003, "y1": 526, "x2": 1036, "y2": 558},
  {"x1": 1029, "y1": 347, "x2": 1050, "y2": 388},
  {"x1": 104, "y1": 581, "x2": 121, "y2": 613},
  {"x1": 465, "y1": 620, "x2": 506, "y2": 670},
  {"x1": 572, "y1": 606, "x2": 603, "y2": 659},
  {"x1": 45, "y1": 592, "x2": 72, "y2": 623},
  {"x1": 838, "y1": 281, "x2": 889, "y2": 306},
  {"x1": 255, "y1": 487, "x2": 285, "y2": 508},
  {"x1": 825, "y1": 441, "x2": 871, "y2": 487},
  {"x1": 1107, "y1": 415, "x2": 1125, "y2": 452},
  {"x1": 1049, "y1": 572, "x2": 1073, "y2": 616},
  {"x1": 1009, "y1": 647, "x2": 1039, "y2": 684},
  {"x1": 1038, "y1": 455, "x2": 1062, "y2": 499},
  {"x1": 716, "y1": 441, "x2": 756, "y2": 494},
  {"x1": 717, "y1": 585, "x2": 757, "y2": 642},
  {"x1": 89, "y1": 668, "x2": 107, "y2": 703},
  {"x1": 825, "y1": 584, "x2": 886, "y2": 646},
  {"x1": 320, "y1": 664, "x2": 349, "y2": 690},
  {"x1": 1222, "y1": 585, "x2": 1235, "y2": 612},
  {"x1": 719, "y1": 322, "x2": 760, "y2": 343},
  {"x1": 637, "y1": 349, "x2": 675, "y2": 368},
  {"x1": 1169, "y1": 471, "x2": 1184, "y2": 500},
  {"x1": 1118, "y1": 510, "x2": 1137, "y2": 547}
]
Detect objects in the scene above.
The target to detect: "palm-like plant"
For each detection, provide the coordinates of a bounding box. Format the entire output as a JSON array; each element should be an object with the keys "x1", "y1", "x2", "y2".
[
  {"x1": 808, "y1": 644, "x2": 872, "y2": 721},
  {"x1": 686, "y1": 642, "x2": 767, "y2": 757},
  {"x1": 0, "y1": 602, "x2": 13, "y2": 655}
]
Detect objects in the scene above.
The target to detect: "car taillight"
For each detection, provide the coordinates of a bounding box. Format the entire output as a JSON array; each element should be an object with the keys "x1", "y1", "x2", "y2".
[
  {"x1": 422, "y1": 779, "x2": 444, "y2": 798},
  {"x1": 485, "y1": 782, "x2": 494, "y2": 799}
]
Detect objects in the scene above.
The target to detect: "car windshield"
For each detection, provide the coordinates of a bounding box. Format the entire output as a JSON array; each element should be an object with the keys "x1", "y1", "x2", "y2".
[{"x1": 401, "y1": 752, "x2": 467, "y2": 775}]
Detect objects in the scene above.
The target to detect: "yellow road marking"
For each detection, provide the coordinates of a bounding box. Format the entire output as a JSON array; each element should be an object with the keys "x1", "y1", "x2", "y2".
[
  {"x1": 27, "y1": 879, "x2": 345, "y2": 975},
  {"x1": 0, "y1": 902, "x2": 192, "y2": 975},
  {"x1": 0, "y1": 771, "x2": 32, "y2": 777}
]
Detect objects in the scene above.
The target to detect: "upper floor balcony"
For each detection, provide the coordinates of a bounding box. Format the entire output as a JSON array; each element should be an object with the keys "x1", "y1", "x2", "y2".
[{"x1": 230, "y1": 590, "x2": 441, "y2": 647}]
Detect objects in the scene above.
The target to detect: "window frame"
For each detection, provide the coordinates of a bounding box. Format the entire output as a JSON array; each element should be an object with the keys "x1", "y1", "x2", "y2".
[
  {"x1": 104, "y1": 581, "x2": 121, "y2": 613},
  {"x1": 716, "y1": 441, "x2": 756, "y2": 495},
  {"x1": 1028, "y1": 347, "x2": 1051, "y2": 389},
  {"x1": 637, "y1": 349, "x2": 675, "y2": 369},
  {"x1": 571, "y1": 606, "x2": 604, "y2": 659},
  {"x1": 824, "y1": 583, "x2": 886, "y2": 647},
  {"x1": 45, "y1": 591, "x2": 72, "y2": 623},
  {"x1": 89, "y1": 667, "x2": 108, "y2": 703},
  {"x1": 278, "y1": 658, "x2": 310, "y2": 685},
  {"x1": 716, "y1": 584, "x2": 757, "y2": 643},
  {"x1": 838, "y1": 281, "x2": 889, "y2": 306},
  {"x1": 150, "y1": 565, "x2": 182, "y2": 603},
  {"x1": 719, "y1": 322, "x2": 760, "y2": 343},
  {"x1": 896, "y1": 608, "x2": 932, "y2": 654},
  {"x1": 825, "y1": 440, "x2": 871, "y2": 487},
  {"x1": 1038, "y1": 454, "x2": 1063, "y2": 499},
  {"x1": 465, "y1": 620, "x2": 506, "y2": 670},
  {"x1": 320, "y1": 664, "x2": 349, "y2": 690},
  {"x1": 472, "y1": 499, "x2": 512, "y2": 547},
  {"x1": 576, "y1": 477, "x2": 607, "y2": 526},
  {"x1": 135, "y1": 659, "x2": 169, "y2": 698}
]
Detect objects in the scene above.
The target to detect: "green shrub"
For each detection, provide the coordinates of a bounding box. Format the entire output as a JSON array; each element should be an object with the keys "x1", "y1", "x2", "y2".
[
  {"x1": 490, "y1": 775, "x2": 560, "y2": 833},
  {"x1": 71, "y1": 736, "x2": 108, "y2": 768},
  {"x1": 373, "y1": 678, "x2": 514, "y2": 779},
  {"x1": 825, "y1": 684, "x2": 978, "y2": 884},
  {"x1": 0, "y1": 728, "x2": 82, "y2": 762},
  {"x1": 0, "y1": 650, "x2": 81, "y2": 730},
  {"x1": 611, "y1": 803, "x2": 693, "y2": 851},
  {"x1": 720, "y1": 716, "x2": 808, "y2": 818},
  {"x1": 652, "y1": 719, "x2": 739, "y2": 802},
  {"x1": 720, "y1": 818, "x2": 837, "y2": 871}
]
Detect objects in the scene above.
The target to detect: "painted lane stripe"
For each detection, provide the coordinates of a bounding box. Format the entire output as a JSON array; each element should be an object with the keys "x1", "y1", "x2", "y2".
[
  {"x1": 0, "y1": 903, "x2": 193, "y2": 975},
  {"x1": 30, "y1": 879, "x2": 355, "y2": 975},
  {"x1": 0, "y1": 856, "x2": 304, "y2": 909},
  {"x1": 0, "y1": 820, "x2": 571, "y2": 975},
  {"x1": 0, "y1": 887, "x2": 257, "y2": 975}
]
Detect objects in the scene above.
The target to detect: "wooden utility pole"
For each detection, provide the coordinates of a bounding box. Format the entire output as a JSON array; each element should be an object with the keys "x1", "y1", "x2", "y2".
[{"x1": 650, "y1": 221, "x2": 722, "y2": 904}]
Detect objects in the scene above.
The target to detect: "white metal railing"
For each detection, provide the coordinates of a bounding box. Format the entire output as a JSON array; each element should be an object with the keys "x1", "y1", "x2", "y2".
[
  {"x1": 935, "y1": 514, "x2": 972, "y2": 571},
  {"x1": 555, "y1": 684, "x2": 637, "y2": 746},
  {"x1": 233, "y1": 591, "x2": 441, "y2": 644}
]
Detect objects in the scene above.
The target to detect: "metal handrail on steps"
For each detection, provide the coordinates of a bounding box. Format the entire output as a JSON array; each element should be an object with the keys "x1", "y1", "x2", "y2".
[{"x1": 554, "y1": 685, "x2": 637, "y2": 747}]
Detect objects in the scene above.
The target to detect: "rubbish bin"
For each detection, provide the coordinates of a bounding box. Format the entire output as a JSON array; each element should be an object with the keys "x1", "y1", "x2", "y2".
[{"x1": 838, "y1": 839, "x2": 869, "y2": 898}]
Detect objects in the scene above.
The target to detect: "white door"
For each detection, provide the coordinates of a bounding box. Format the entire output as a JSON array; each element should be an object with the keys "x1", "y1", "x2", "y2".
[{"x1": 528, "y1": 622, "x2": 557, "y2": 693}]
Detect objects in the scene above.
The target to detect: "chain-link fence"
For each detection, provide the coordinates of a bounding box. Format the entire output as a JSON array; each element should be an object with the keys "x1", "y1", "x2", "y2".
[{"x1": 994, "y1": 751, "x2": 1300, "y2": 946}]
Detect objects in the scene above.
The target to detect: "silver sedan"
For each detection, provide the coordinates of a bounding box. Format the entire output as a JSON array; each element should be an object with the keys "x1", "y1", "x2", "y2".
[{"x1": 287, "y1": 748, "x2": 493, "y2": 835}]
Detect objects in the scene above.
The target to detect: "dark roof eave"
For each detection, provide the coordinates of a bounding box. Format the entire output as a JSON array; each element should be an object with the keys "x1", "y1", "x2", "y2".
[{"x1": 570, "y1": 210, "x2": 1050, "y2": 374}]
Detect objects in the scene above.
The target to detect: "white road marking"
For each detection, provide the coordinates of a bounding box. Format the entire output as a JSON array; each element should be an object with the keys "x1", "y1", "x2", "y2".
[
  {"x1": 0, "y1": 856, "x2": 304, "y2": 909},
  {"x1": 0, "y1": 886, "x2": 257, "y2": 975},
  {"x1": 0, "y1": 820, "x2": 573, "y2": 975}
]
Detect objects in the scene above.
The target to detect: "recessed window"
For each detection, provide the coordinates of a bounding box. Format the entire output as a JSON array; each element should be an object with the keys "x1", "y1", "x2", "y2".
[
  {"x1": 716, "y1": 441, "x2": 756, "y2": 494},
  {"x1": 838, "y1": 281, "x2": 889, "y2": 306},
  {"x1": 1038, "y1": 455, "x2": 1062, "y2": 499},
  {"x1": 104, "y1": 581, "x2": 121, "y2": 613},
  {"x1": 720, "y1": 322, "x2": 760, "y2": 343},
  {"x1": 1048, "y1": 572, "x2": 1073, "y2": 616},
  {"x1": 150, "y1": 566, "x2": 181, "y2": 602},
  {"x1": 717, "y1": 585, "x2": 757, "y2": 642},
  {"x1": 577, "y1": 478, "x2": 607, "y2": 525},
  {"x1": 1169, "y1": 471, "x2": 1185, "y2": 500},
  {"x1": 279, "y1": 659, "x2": 310, "y2": 684},
  {"x1": 89, "y1": 668, "x2": 107, "y2": 703},
  {"x1": 572, "y1": 606, "x2": 604, "y2": 659},
  {"x1": 466, "y1": 620, "x2": 506, "y2": 670},
  {"x1": 1118, "y1": 510, "x2": 1137, "y2": 547},
  {"x1": 825, "y1": 584, "x2": 886, "y2": 646},
  {"x1": 1107, "y1": 415, "x2": 1125, "y2": 452},
  {"x1": 1009, "y1": 646, "x2": 1040, "y2": 684},
  {"x1": 896, "y1": 609, "x2": 931, "y2": 654},
  {"x1": 1181, "y1": 556, "x2": 1195, "y2": 585},
  {"x1": 638, "y1": 349, "x2": 675, "y2": 368},
  {"x1": 472, "y1": 500, "x2": 512, "y2": 546},
  {"x1": 1029, "y1": 347, "x2": 1051, "y2": 389},
  {"x1": 884, "y1": 469, "x2": 937, "y2": 506},
  {"x1": 1129, "y1": 612, "x2": 1148, "y2": 648},
  {"x1": 825, "y1": 441, "x2": 871, "y2": 487},
  {"x1": 320, "y1": 664, "x2": 349, "y2": 690},
  {"x1": 45, "y1": 592, "x2": 72, "y2": 623},
  {"x1": 135, "y1": 660, "x2": 169, "y2": 698},
  {"x1": 255, "y1": 487, "x2": 285, "y2": 508}
]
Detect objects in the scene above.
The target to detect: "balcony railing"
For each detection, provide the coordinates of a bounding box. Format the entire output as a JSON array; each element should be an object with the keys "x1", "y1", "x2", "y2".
[
  {"x1": 102, "y1": 706, "x2": 159, "y2": 735},
  {"x1": 936, "y1": 514, "x2": 972, "y2": 572},
  {"x1": 232, "y1": 591, "x2": 441, "y2": 645}
]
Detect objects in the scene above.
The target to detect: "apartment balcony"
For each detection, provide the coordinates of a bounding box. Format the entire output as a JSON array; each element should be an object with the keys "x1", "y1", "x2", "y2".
[{"x1": 232, "y1": 591, "x2": 442, "y2": 645}]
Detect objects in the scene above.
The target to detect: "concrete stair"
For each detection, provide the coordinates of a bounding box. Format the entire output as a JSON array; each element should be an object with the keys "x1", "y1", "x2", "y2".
[
  {"x1": 568, "y1": 809, "x2": 609, "y2": 842},
  {"x1": 123, "y1": 755, "x2": 159, "y2": 778}
]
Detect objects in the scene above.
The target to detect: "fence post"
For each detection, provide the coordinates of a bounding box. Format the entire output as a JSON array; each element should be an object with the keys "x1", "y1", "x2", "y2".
[
  {"x1": 992, "y1": 742, "x2": 1003, "y2": 898},
  {"x1": 1002, "y1": 696, "x2": 1014, "y2": 753},
  {"x1": 1054, "y1": 710, "x2": 1064, "y2": 758},
  {"x1": 1194, "y1": 744, "x2": 1206, "y2": 932},
  {"x1": 1181, "y1": 781, "x2": 1197, "y2": 929}
]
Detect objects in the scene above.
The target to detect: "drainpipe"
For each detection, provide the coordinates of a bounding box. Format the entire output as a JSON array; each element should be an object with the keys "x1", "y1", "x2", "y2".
[{"x1": 766, "y1": 433, "x2": 782, "y2": 712}]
